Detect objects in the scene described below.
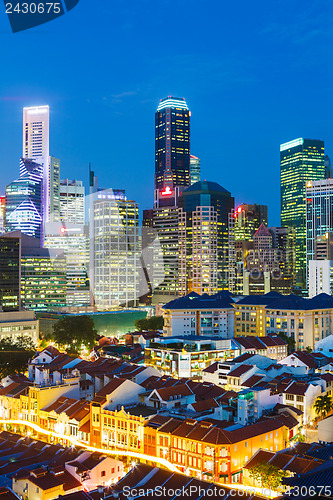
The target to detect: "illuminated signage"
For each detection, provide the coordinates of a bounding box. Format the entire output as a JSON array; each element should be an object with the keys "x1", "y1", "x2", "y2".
[{"x1": 161, "y1": 187, "x2": 173, "y2": 196}]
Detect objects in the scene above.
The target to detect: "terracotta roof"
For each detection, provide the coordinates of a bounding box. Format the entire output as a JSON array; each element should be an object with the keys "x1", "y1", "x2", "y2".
[
  {"x1": 191, "y1": 399, "x2": 219, "y2": 412},
  {"x1": 93, "y1": 378, "x2": 127, "y2": 401},
  {"x1": 228, "y1": 364, "x2": 253, "y2": 378},
  {"x1": 154, "y1": 383, "x2": 193, "y2": 401},
  {"x1": 242, "y1": 375, "x2": 265, "y2": 388},
  {"x1": 203, "y1": 362, "x2": 219, "y2": 373},
  {"x1": 284, "y1": 380, "x2": 311, "y2": 396}
]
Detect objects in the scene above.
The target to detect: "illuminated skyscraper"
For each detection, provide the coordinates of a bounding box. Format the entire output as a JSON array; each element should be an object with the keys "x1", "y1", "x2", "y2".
[
  {"x1": 0, "y1": 196, "x2": 5, "y2": 233},
  {"x1": 60, "y1": 179, "x2": 85, "y2": 224},
  {"x1": 233, "y1": 204, "x2": 268, "y2": 242},
  {"x1": 178, "y1": 181, "x2": 234, "y2": 294},
  {"x1": 0, "y1": 233, "x2": 21, "y2": 311},
  {"x1": 5, "y1": 159, "x2": 43, "y2": 239},
  {"x1": 155, "y1": 96, "x2": 190, "y2": 196},
  {"x1": 49, "y1": 156, "x2": 60, "y2": 222},
  {"x1": 152, "y1": 97, "x2": 191, "y2": 302},
  {"x1": 92, "y1": 189, "x2": 139, "y2": 309},
  {"x1": 44, "y1": 223, "x2": 90, "y2": 306},
  {"x1": 23, "y1": 106, "x2": 50, "y2": 224},
  {"x1": 280, "y1": 138, "x2": 325, "y2": 292},
  {"x1": 190, "y1": 155, "x2": 201, "y2": 185}
]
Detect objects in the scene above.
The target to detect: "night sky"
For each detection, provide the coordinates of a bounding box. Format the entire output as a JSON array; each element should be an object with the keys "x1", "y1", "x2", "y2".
[{"x1": 0, "y1": 0, "x2": 333, "y2": 225}]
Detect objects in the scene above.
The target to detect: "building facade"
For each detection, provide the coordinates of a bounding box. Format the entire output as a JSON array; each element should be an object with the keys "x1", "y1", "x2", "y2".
[
  {"x1": 0, "y1": 233, "x2": 21, "y2": 311},
  {"x1": 92, "y1": 190, "x2": 140, "y2": 309},
  {"x1": 60, "y1": 179, "x2": 85, "y2": 225},
  {"x1": 178, "y1": 181, "x2": 234, "y2": 294},
  {"x1": 155, "y1": 97, "x2": 190, "y2": 191},
  {"x1": 281, "y1": 138, "x2": 325, "y2": 293},
  {"x1": 5, "y1": 159, "x2": 43, "y2": 239},
  {"x1": 190, "y1": 155, "x2": 201, "y2": 185}
]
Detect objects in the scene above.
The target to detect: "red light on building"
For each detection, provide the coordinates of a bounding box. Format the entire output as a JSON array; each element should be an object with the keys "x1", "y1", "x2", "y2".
[
  {"x1": 60, "y1": 227, "x2": 66, "y2": 233},
  {"x1": 237, "y1": 206, "x2": 242, "y2": 213},
  {"x1": 161, "y1": 186, "x2": 172, "y2": 196}
]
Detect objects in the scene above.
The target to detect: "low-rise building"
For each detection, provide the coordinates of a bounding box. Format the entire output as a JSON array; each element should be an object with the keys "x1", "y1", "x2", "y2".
[
  {"x1": 0, "y1": 310, "x2": 39, "y2": 345},
  {"x1": 315, "y1": 333, "x2": 333, "y2": 357},
  {"x1": 237, "y1": 388, "x2": 280, "y2": 425},
  {"x1": 162, "y1": 292, "x2": 235, "y2": 338},
  {"x1": 145, "y1": 336, "x2": 239, "y2": 380}
]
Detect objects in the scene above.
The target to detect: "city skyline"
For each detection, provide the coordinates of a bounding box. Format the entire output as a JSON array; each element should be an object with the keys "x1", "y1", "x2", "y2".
[{"x1": 1, "y1": 1, "x2": 333, "y2": 225}]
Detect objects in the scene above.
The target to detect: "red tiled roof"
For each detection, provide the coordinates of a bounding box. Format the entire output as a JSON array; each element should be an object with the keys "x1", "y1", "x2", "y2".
[{"x1": 228, "y1": 364, "x2": 253, "y2": 378}]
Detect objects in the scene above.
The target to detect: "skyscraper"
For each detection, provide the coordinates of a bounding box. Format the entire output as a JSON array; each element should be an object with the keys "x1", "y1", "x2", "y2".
[
  {"x1": 92, "y1": 189, "x2": 139, "y2": 310},
  {"x1": 306, "y1": 179, "x2": 333, "y2": 265},
  {"x1": 44, "y1": 223, "x2": 90, "y2": 306},
  {"x1": 178, "y1": 181, "x2": 234, "y2": 294},
  {"x1": 152, "y1": 97, "x2": 191, "y2": 303},
  {"x1": 280, "y1": 138, "x2": 325, "y2": 292},
  {"x1": 325, "y1": 155, "x2": 332, "y2": 179},
  {"x1": 0, "y1": 233, "x2": 21, "y2": 311},
  {"x1": 60, "y1": 179, "x2": 85, "y2": 224},
  {"x1": 5, "y1": 159, "x2": 43, "y2": 239},
  {"x1": 233, "y1": 204, "x2": 268, "y2": 241},
  {"x1": 190, "y1": 155, "x2": 201, "y2": 185},
  {"x1": 23, "y1": 106, "x2": 50, "y2": 225},
  {"x1": 155, "y1": 96, "x2": 190, "y2": 196},
  {"x1": 0, "y1": 196, "x2": 5, "y2": 233},
  {"x1": 49, "y1": 156, "x2": 60, "y2": 222}
]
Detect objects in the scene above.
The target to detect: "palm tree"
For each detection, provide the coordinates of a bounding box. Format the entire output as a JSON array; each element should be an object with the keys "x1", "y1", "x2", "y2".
[{"x1": 314, "y1": 395, "x2": 333, "y2": 418}]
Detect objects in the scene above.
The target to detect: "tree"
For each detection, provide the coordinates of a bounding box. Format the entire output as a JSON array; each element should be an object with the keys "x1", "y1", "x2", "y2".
[
  {"x1": 0, "y1": 335, "x2": 36, "y2": 379},
  {"x1": 135, "y1": 316, "x2": 164, "y2": 331},
  {"x1": 278, "y1": 332, "x2": 295, "y2": 354},
  {"x1": 314, "y1": 394, "x2": 333, "y2": 419},
  {"x1": 52, "y1": 315, "x2": 97, "y2": 355},
  {"x1": 249, "y1": 462, "x2": 286, "y2": 490}
]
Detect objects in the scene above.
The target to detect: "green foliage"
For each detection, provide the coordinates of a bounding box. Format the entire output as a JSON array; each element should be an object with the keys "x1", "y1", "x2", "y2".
[
  {"x1": 52, "y1": 315, "x2": 97, "y2": 355},
  {"x1": 278, "y1": 332, "x2": 295, "y2": 354},
  {"x1": 135, "y1": 316, "x2": 164, "y2": 331},
  {"x1": 314, "y1": 394, "x2": 333, "y2": 418},
  {"x1": 0, "y1": 335, "x2": 36, "y2": 379},
  {"x1": 249, "y1": 462, "x2": 287, "y2": 490}
]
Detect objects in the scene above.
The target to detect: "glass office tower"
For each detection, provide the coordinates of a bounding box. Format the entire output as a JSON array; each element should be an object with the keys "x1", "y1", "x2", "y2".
[
  {"x1": 0, "y1": 234, "x2": 21, "y2": 311},
  {"x1": 155, "y1": 97, "x2": 190, "y2": 192},
  {"x1": 190, "y1": 155, "x2": 201, "y2": 185},
  {"x1": 178, "y1": 180, "x2": 234, "y2": 293},
  {"x1": 280, "y1": 138, "x2": 325, "y2": 293},
  {"x1": 5, "y1": 159, "x2": 43, "y2": 239}
]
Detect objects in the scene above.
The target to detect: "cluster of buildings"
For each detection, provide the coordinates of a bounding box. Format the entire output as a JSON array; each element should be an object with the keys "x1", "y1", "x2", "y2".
[
  {"x1": 2, "y1": 98, "x2": 333, "y2": 325},
  {"x1": 0, "y1": 341, "x2": 332, "y2": 491}
]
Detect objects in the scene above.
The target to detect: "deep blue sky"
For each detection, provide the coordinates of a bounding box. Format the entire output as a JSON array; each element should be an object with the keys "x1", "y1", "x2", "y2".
[{"x1": 1, "y1": 0, "x2": 333, "y2": 225}]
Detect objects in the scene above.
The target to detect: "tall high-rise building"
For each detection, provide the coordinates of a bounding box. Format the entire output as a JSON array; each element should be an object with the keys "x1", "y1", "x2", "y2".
[
  {"x1": 152, "y1": 97, "x2": 191, "y2": 303},
  {"x1": 306, "y1": 179, "x2": 333, "y2": 264},
  {"x1": 44, "y1": 223, "x2": 90, "y2": 306},
  {"x1": 23, "y1": 106, "x2": 50, "y2": 225},
  {"x1": 325, "y1": 155, "x2": 332, "y2": 179},
  {"x1": 178, "y1": 181, "x2": 234, "y2": 294},
  {"x1": 0, "y1": 196, "x2": 5, "y2": 233},
  {"x1": 233, "y1": 204, "x2": 268, "y2": 242},
  {"x1": 280, "y1": 138, "x2": 325, "y2": 292},
  {"x1": 190, "y1": 155, "x2": 201, "y2": 185},
  {"x1": 155, "y1": 97, "x2": 190, "y2": 194},
  {"x1": 21, "y1": 242, "x2": 67, "y2": 311},
  {"x1": 60, "y1": 179, "x2": 85, "y2": 224},
  {"x1": 23, "y1": 106, "x2": 49, "y2": 167},
  {"x1": 0, "y1": 233, "x2": 21, "y2": 311},
  {"x1": 49, "y1": 156, "x2": 60, "y2": 222},
  {"x1": 92, "y1": 189, "x2": 139, "y2": 310},
  {"x1": 5, "y1": 159, "x2": 43, "y2": 239}
]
